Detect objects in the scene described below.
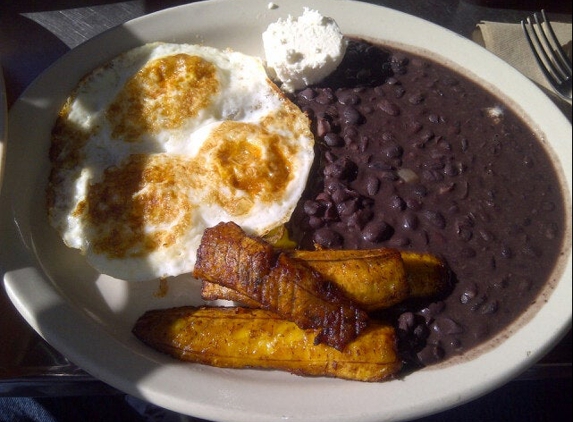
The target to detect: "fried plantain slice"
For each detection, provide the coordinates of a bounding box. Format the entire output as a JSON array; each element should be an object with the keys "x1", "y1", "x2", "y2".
[
  {"x1": 193, "y1": 221, "x2": 368, "y2": 351},
  {"x1": 201, "y1": 248, "x2": 451, "y2": 311},
  {"x1": 400, "y1": 251, "x2": 452, "y2": 299},
  {"x1": 133, "y1": 306, "x2": 402, "y2": 382},
  {"x1": 289, "y1": 248, "x2": 409, "y2": 311}
]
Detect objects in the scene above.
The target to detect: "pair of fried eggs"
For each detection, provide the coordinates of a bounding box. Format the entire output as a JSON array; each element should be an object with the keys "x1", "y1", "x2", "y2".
[{"x1": 47, "y1": 42, "x2": 314, "y2": 282}]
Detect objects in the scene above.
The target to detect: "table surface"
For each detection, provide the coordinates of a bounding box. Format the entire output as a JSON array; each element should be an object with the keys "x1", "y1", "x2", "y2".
[{"x1": 1, "y1": 0, "x2": 571, "y2": 416}]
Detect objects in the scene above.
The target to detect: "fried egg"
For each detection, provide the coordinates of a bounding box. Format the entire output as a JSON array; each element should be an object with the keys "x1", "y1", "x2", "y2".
[{"x1": 47, "y1": 42, "x2": 314, "y2": 282}]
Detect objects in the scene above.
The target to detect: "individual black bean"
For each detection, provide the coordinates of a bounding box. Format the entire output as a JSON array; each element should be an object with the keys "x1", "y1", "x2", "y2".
[
  {"x1": 298, "y1": 87, "x2": 316, "y2": 101},
  {"x1": 405, "y1": 197, "x2": 422, "y2": 211},
  {"x1": 457, "y1": 226, "x2": 473, "y2": 242},
  {"x1": 416, "y1": 229, "x2": 429, "y2": 246},
  {"x1": 479, "y1": 229, "x2": 495, "y2": 242},
  {"x1": 362, "y1": 220, "x2": 394, "y2": 242},
  {"x1": 390, "y1": 53, "x2": 409, "y2": 66},
  {"x1": 448, "y1": 338, "x2": 462, "y2": 350},
  {"x1": 500, "y1": 245, "x2": 513, "y2": 259},
  {"x1": 389, "y1": 195, "x2": 406, "y2": 211},
  {"x1": 368, "y1": 161, "x2": 393, "y2": 171},
  {"x1": 417, "y1": 344, "x2": 444, "y2": 366},
  {"x1": 308, "y1": 216, "x2": 324, "y2": 229},
  {"x1": 313, "y1": 227, "x2": 343, "y2": 248},
  {"x1": 323, "y1": 180, "x2": 343, "y2": 196},
  {"x1": 323, "y1": 204, "x2": 339, "y2": 221},
  {"x1": 433, "y1": 317, "x2": 464, "y2": 335},
  {"x1": 412, "y1": 184, "x2": 428, "y2": 197},
  {"x1": 428, "y1": 113, "x2": 440, "y2": 124},
  {"x1": 398, "y1": 312, "x2": 416, "y2": 331},
  {"x1": 413, "y1": 323, "x2": 428, "y2": 340},
  {"x1": 343, "y1": 126, "x2": 359, "y2": 140},
  {"x1": 381, "y1": 132, "x2": 394, "y2": 142},
  {"x1": 408, "y1": 92, "x2": 425, "y2": 104},
  {"x1": 402, "y1": 212, "x2": 419, "y2": 230},
  {"x1": 480, "y1": 300, "x2": 499, "y2": 315},
  {"x1": 382, "y1": 143, "x2": 403, "y2": 159},
  {"x1": 373, "y1": 85, "x2": 386, "y2": 96},
  {"x1": 423, "y1": 159, "x2": 445, "y2": 170},
  {"x1": 364, "y1": 175, "x2": 380, "y2": 196},
  {"x1": 358, "y1": 136, "x2": 369, "y2": 152},
  {"x1": 316, "y1": 117, "x2": 331, "y2": 137},
  {"x1": 337, "y1": 91, "x2": 360, "y2": 105},
  {"x1": 381, "y1": 170, "x2": 399, "y2": 181},
  {"x1": 443, "y1": 162, "x2": 459, "y2": 176},
  {"x1": 331, "y1": 188, "x2": 350, "y2": 204},
  {"x1": 390, "y1": 236, "x2": 410, "y2": 247},
  {"x1": 438, "y1": 183, "x2": 455, "y2": 195},
  {"x1": 460, "y1": 283, "x2": 478, "y2": 304},
  {"x1": 447, "y1": 202, "x2": 460, "y2": 214},
  {"x1": 315, "y1": 89, "x2": 335, "y2": 104},
  {"x1": 419, "y1": 130, "x2": 435, "y2": 143},
  {"x1": 337, "y1": 198, "x2": 359, "y2": 216},
  {"x1": 342, "y1": 106, "x2": 363, "y2": 125},
  {"x1": 324, "y1": 151, "x2": 337, "y2": 163},
  {"x1": 323, "y1": 132, "x2": 344, "y2": 147},
  {"x1": 422, "y1": 169, "x2": 444, "y2": 182},
  {"x1": 393, "y1": 85, "x2": 406, "y2": 98},
  {"x1": 470, "y1": 294, "x2": 488, "y2": 312},
  {"x1": 345, "y1": 208, "x2": 373, "y2": 229},
  {"x1": 423, "y1": 210, "x2": 446, "y2": 229},
  {"x1": 405, "y1": 120, "x2": 423, "y2": 134},
  {"x1": 420, "y1": 301, "x2": 445, "y2": 319},
  {"x1": 303, "y1": 200, "x2": 323, "y2": 216},
  {"x1": 377, "y1": 99, "x2": 401, "y2": 116},
  {"x1": 323, "y1": 158, "x2": 358, "y2": 181},
  {"x1": 315, "y1": 191, "x2": 331, "y2": 202}
]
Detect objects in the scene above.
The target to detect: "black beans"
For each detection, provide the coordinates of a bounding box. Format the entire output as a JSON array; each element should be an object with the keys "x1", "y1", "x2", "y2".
[
  {"x1": 362, "y1": 220, "x2": 394, "y2": 243},
  {"x1": 323, "y1": 132, "x2": 344, "y2": 147},
  {"x1": 287, "y1": 38, "x2": 564, "y2": 370},
  {"x1": 312, "y1": 227, "x2": 343, "y2": 248},
  {"x1": 377, "y1": 99, "x2": 401, "y2": 116},
  {"x1": 342, "y1": 106, "x2": 363, "y2": 125},
  {"x1": 303, "y1": 200, "x2": 322, "y2": 216},
  {"x1": 421, "y1": 210, "x2": 445, "y2": 229},
  {"x1": 323, "y1": 158, "x2": 357, "y2": 181}
]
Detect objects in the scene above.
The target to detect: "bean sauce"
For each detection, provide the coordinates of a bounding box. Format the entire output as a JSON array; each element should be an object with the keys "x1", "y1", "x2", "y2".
[{"x1": 286, "y1": 39, "x2": 566, "y2": 369}]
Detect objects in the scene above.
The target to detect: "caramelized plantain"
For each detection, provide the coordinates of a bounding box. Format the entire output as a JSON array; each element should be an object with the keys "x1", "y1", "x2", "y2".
[
  {"x1": 401, "y1": 251, "x2": 452, "y2": 299},
  {"x1": 289, "y1": 248, "x2": 409, "y2": 311},
  {"x1": 133, "y1": 306, "x2": 402, "y2": 382},
  {"x1": 202, "y1": 248, "x2": 451, "y2": 311},
  {"x1": 193, "y1": 222, "x2": 368, "y2": 351},
  {"x1": 201, "y1": 282, "x2": 258, "y2": 306}
]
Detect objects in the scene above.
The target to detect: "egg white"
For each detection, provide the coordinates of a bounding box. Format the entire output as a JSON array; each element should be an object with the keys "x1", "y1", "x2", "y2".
[{"x1": 47, "y1": 42, "x2": 314, "y2": 282}]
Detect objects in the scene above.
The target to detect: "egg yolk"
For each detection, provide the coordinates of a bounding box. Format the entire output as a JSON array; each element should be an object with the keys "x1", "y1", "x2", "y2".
[
  {"x1": 85, "y1": 154, "x2": 194, "y2": 258},
  {"x1": 107, "y1": 54, "x2": 219, "y2": 142}
]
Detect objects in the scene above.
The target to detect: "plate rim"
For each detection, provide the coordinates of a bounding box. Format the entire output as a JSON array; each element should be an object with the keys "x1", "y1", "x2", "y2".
[{"x1": 2, "y1": 0, "x2": 572, "y2": 421}]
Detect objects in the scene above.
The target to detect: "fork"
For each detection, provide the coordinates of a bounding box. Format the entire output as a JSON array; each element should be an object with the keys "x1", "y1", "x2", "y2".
[{"x1": 521, "y1": 10, "x2": 572, "y2": 100}]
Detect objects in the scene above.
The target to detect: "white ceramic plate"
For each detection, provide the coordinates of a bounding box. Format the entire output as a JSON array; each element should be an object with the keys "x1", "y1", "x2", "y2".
[{"x1": 2, "y1": 1, "x2": 571, "y2": 421}]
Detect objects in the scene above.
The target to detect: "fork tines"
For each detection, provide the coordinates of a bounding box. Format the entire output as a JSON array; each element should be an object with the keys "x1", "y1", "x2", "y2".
[{"x1": 521, "y1": 9, "x2": 572, "y2": 100}]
